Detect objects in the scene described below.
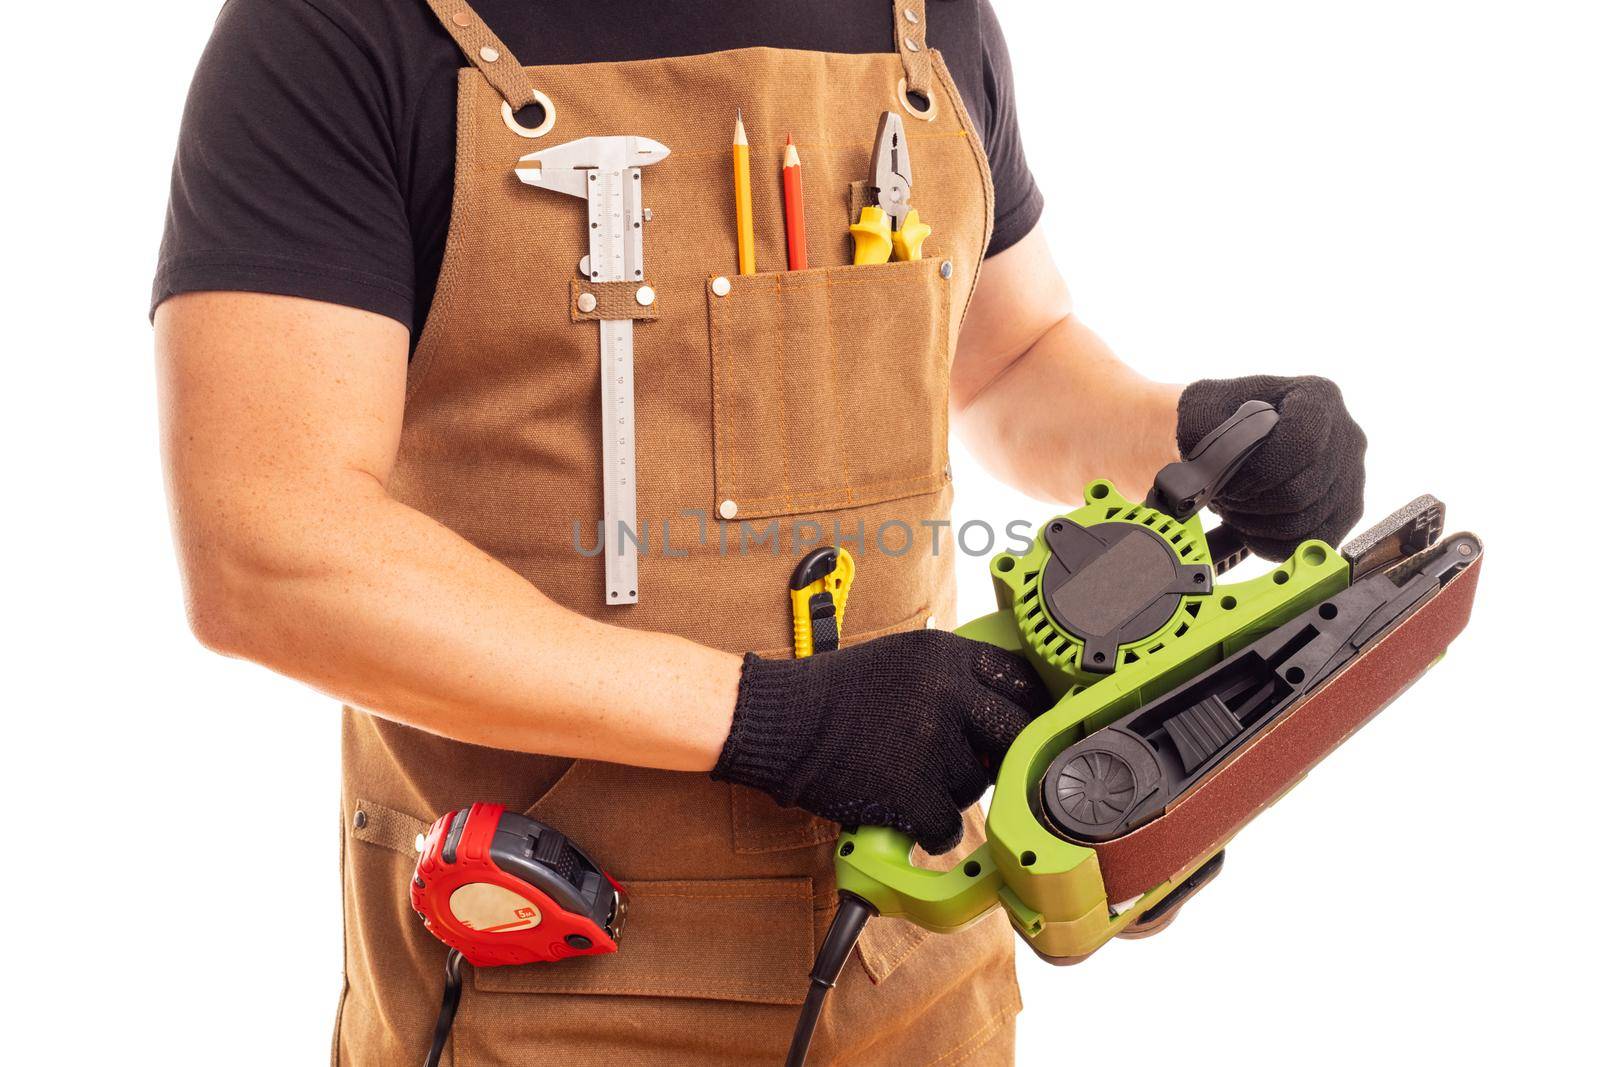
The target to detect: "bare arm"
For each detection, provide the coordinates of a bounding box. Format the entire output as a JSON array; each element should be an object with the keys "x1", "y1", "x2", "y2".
[
  {"x1": 952, "y1": 225, "x2": 1182, "y2": 503},
  {"x1": 156, "y1": 292, "x2": 739, "y2": 771}
]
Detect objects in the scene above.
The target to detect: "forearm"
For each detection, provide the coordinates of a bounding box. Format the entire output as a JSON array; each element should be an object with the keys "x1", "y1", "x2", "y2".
[
  {"x1": 956, "y1": 313, "x2": 1182, "y2": 504},
  {"x1": 157, "y1": 292, "x2": 739, "y2": 772},
  {"x1": 175, "y1": 466, "x2": 739, "y2": 772}
]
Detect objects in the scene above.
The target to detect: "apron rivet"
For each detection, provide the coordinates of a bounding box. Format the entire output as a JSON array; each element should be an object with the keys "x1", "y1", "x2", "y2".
[
  {"x1": 905, "y1": 8, "x2": 920, "y2": 23},
  {"x1": 450, "y1": 11, "x2": 470, "y2": 27},
  {"x1": 636, "y1": 285, "x2": 656, "y2": 306},
  {"x1": 940, "y1": 259, "x2": 953, "y2": 279},
  {"x1": 353, "y1": 809, "x2": 367, "y2": 829},
  {"x1": 719, "y1": 499, "x2": 738, "y2": 520},
  {"x1": 925, "y1": 615, "x2": 939, "y2": 629},
  {"x1": 905, "y1": 36, "x2": 921, "y2": 53},
  {"x1": 711, "y1": 276, "x2": 732, "y2": 297},
  {"x1": 415, "y1": 834, "x2": 427, "y2": 853},
  {"x1": 577, "y1": 291, "x2": 597, "y2": 313},
  {"x1": 479, "y1": 45, "x2": 500, "y2": 63}
]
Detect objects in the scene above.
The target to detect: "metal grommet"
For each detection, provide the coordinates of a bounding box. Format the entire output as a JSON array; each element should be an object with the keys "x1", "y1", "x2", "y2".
[
  {"x1": 450, "y1": 11, "x2": 471, "y2": 27},
  {"x1": 501, "y1": 89, "x2": 557, "y2": 139},
  {"x1": 711, "y1": 276, "x2": 732, "y2": 297},
  {"x1": 636, "y1": 285, "x2": 656, "y2": 306},
  {"x1": 479, "y1": 45, "x2": 500, "y2": 63},
  {"x1": 719, "y1": 499, "x2": 738, "y2": 520},
  {"x1": 352, "y1": 809, "x2": 367, "y2": 830},
  {"x1": 939, "y1": 259, "x2": 953, "y2": 279},
  {"x1": 577, "y1": 291, "x2": 597, "y2": 313},
  {"x1": 904, "y1": 36, "x2": 921, "y2": 53},
  {"x1": 896, "y1": 77, "x2": 937, "y2": 122}
]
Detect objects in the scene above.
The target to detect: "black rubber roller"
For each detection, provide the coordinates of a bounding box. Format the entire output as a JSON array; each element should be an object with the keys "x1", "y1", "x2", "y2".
[{"x1": 1039, "y1": 730, "x2": 1165, "y2": 843}]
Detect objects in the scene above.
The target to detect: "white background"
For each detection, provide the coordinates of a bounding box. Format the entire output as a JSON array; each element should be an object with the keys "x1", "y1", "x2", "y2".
[{"x1": 4, "y1": 2, "x2": 1595, "y2": 1064}]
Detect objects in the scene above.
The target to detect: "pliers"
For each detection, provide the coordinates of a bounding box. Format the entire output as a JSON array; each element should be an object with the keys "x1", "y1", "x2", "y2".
[{"x1": 850, "y1": 111, "x2": 932, "y2": 265}]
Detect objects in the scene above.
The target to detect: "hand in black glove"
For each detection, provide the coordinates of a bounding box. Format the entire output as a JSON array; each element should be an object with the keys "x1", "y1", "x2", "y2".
[
  {"x1": 1178, "y1": 375, "x2": 1367, "y2": 561},
  {"x1": 712, "y1": 631, "x2": 1053, "y2": 854}
]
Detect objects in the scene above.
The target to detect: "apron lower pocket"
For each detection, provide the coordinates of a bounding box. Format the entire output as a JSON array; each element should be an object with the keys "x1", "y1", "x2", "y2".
[
  {"x1": 471, "y1": 877, "x2": 814, "y2": 1005},
  {"x1": 706, "y1": 257, "x2": 952, "y2": 521}
]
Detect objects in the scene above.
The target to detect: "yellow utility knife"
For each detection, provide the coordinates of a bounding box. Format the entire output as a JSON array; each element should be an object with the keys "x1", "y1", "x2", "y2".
[{"x1": 789, "y1": 547, "x2": 855, "y2": 657}]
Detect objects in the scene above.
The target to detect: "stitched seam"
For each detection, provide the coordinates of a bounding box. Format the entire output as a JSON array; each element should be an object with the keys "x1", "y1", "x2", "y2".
[
  {"x1": 735, "y1": 824, "x2": 833, "y2": 842},
  {"x1": 936, "y1": 237, "x2": 953, "y2": 479},
  {"x1": 727, "y1": 472, "x2": 942, "y2": 505},
  {"x1": 812, "y1": 984, "x2": 1016, "y2": 1067},
  {"x1": 732, "y1": 789, "x2": 833, "y2": 851},
  {"x1": 833, "y1": 956, "x2": 1018, "y2": 1067},
  {"x1": 823, "y1": 240, "x2": 859, "y2": 497},
  {"x1": 736, "y1": 834, "x2": 836, "y2": 854},
  {"x1": 477, "y1": 980, "x2": 805, "y2": 1001},
  {"x1": 462, "y1": 131, "x2": 973, "y2": 175},
  {"x1": 710, "y1": 279, "x2": 728, "y2": 505},
  {"x1": 406, "y1": 71, "x2": 479, "y2": 400},
  {"x1": 522, "y1": 758, "x2": 591, "y2": 816},
  {"x1": 633, "y1": 889, "x2": 810, "y2": 902},
  {"x1": 927, "y1": 1003, "x2": 1015, "y2": 1066},
  {"x1": 863, "y1": 923, "x2": 928, "y2": 981},
  {"x1": 774, "y1": 272, "x2": 796, "y2": 503},
  {"x1": 929, "y1": 51, "x2": 994, "y2": 330}
]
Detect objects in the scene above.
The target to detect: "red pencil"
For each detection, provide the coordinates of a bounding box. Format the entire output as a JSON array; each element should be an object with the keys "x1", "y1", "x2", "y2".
[{"x1": 782, "y1": 134, "x2": 808, "y2": 271}]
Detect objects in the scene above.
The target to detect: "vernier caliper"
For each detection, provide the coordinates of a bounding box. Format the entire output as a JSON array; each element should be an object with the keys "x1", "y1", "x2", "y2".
[{"x1": 516, "y1": 136, "x2": 670, "y2": 605}]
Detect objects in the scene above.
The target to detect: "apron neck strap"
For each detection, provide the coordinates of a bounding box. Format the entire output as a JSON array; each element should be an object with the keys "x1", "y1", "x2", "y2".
[
  {"x1": 422, "y1": 1, "x2": 930, "y2": 111},
  {"x1": 422, "y1": 0, "x2": 541, "y2": 111},
  {"x1": 892, "y1": 0, "x2": 933, "y2": 97}
]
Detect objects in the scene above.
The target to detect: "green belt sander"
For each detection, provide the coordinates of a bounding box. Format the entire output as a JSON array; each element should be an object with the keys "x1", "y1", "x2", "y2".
[{"x1": 786, "y1": 402, "x2": 1484, "y2": 1064}]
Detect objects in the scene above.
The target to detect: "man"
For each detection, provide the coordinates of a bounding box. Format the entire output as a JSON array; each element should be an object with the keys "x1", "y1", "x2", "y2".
[{"x1": 154, "y1": 1, "x2": 1365, "y2": 1063}]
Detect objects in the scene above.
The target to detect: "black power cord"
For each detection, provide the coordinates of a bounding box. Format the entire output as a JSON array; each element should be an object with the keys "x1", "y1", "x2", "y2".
[
  {"x1": 785, "y1": 893, "x2": 876, "y2": 1067},
  {"x1": 423, "y1": 949, "x2": 465, "y2": 1067}
]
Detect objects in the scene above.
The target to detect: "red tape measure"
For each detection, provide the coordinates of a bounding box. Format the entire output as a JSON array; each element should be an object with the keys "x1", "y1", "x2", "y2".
[{"x1": 411, "y1": 802, "x2": 626, "y2": 967}]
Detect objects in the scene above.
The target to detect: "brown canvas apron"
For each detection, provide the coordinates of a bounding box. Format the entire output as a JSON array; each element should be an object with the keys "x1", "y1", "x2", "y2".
[{"x1": 337, "y1": 2, "x2": 1017, "y2": 1062}]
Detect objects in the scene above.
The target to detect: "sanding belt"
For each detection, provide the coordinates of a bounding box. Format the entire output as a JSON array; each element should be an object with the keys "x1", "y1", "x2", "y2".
[{"x1": 1094, "y1": 547, "x2": 1484, "y2": 905}]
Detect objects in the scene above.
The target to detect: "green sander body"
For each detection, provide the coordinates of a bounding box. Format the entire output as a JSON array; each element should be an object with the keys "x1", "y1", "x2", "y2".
[{"x1": 833, "y1": 409, "x2": 1483, "y2": 964}]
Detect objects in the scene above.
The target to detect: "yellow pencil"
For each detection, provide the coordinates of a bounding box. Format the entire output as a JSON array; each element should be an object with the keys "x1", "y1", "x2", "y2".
[{"x1": 733, "y1": 109, "x2": 756, "y2": 275}]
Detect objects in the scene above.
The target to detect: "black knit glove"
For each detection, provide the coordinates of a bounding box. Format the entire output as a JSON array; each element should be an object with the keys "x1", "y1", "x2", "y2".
[
  {"x1": 1178, "y1": 375, "x2": 1367, "y2": 561},
  {"x1": 712, "y1": 631, "x2": 1053, "y2": 854}
]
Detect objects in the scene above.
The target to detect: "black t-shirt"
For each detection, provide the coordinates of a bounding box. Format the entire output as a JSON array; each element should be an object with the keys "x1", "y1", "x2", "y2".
[{"x1": 153, "y1": 0, "x2": 1043, "y2": 341}]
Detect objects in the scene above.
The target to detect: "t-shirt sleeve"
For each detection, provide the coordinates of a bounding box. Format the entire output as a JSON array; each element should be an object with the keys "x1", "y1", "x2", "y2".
[
  {"x1": 974, "y1": 0, "x2": 1044, "y2": 257},
  {"x1": 151, "y1": 0, "x2": 415, "y2": 326}
]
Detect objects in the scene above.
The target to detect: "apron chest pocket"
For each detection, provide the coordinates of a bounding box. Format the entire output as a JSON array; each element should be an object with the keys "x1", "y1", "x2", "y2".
[{"x1": 706, "y1": 258, "x2": 952, "y2": 521}]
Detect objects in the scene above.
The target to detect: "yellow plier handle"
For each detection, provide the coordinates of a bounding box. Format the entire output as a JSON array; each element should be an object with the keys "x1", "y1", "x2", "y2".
[
  {"x1": 850, "y1": 207, "x2": 931, "y2": 265},
  {"x1": 789, "y1": 547, "x2": 855, "y2": 658}
]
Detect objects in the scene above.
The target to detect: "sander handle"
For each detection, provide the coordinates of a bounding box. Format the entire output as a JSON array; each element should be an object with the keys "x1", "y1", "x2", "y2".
[
  {"x1": 1145, "y1": 400, "x2": 1279, "y2": 522},
  {"x1": 1204, "y1": 523, "x2": 1251, "y2": 575}
]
